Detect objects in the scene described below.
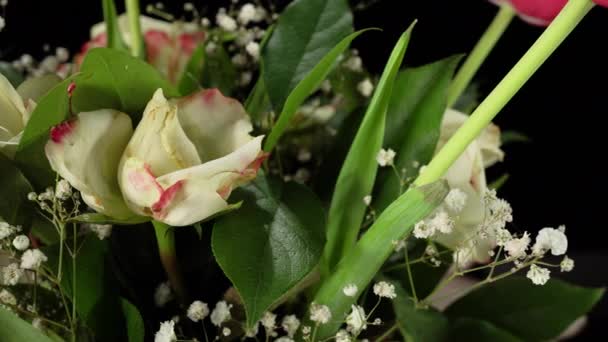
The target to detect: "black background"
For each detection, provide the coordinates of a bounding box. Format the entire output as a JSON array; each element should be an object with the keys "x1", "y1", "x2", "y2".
[{"x1": 1, "y1": 0, "x2": 606, "y2": 340}]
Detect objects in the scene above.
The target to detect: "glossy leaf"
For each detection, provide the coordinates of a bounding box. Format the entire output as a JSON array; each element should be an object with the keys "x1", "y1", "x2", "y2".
[
  {"x1": 212, "y1": 176, "x2": 326, "y2": 327},
  {"x1": 449, "y1": 318, "x2": 522, "y2": 342},
  {"x1": 322, "y1": 24, "x2": 416, "y2": 273},
  {"x1": 375, "y1": 55, "x2": 462, "y2": 211},
  {"x1": 102, "y1": 0, "x2": 128, "y2": 51},
  {"x1": 0, "y1": 307, "x2": 54, "y2": 342},
  {"x1": 445, "y1": 277, "x2": 605, "y2": 341},
  {"x1": 178, "y1": 44, "x2": 205, "y2": 95},
  {"x1": 121, "y1": 298, "x2": 145, "y2": 342},
  {"x1": 263, "y1": 29, "x2": 374, "y2": 152},
  {"x1": 0, "y1": 154, "x2": 34, "y2": 227},
  {"x1": 262, "y1": 0, "x2": 353, "y2": 111},
  {"x1": 201, "y1": 42, "x2": 236, "y2": 96}
]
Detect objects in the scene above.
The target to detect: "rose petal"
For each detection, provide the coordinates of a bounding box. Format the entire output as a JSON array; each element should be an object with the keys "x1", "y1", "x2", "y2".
[{"x1": 0, "y1": 74, "x2": 27, "y2": 138}]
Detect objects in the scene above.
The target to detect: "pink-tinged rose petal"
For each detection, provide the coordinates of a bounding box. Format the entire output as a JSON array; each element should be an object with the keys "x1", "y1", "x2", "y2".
[
  {"x1": 594, "y1": 0, "x2": 608, "y2": 7},
  {"x1": 145, "y1": 30, "x2": 172, "y2": 62},
  {"x1": 152, "y1": 180, "x2": 185, "y2": 214},
  {"x1": 178, "y1": 32, "x2": 206, "y2": 55},
  {"x1": 50, "y1": 120, "x2": 76, "y2": 143},
  {"x1": 510, "y1": 0, "x2": 568, "y2": 26}
]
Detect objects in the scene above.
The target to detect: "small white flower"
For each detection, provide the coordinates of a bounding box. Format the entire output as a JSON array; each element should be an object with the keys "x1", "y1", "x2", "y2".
[
  {"x1": 302, "y1": 326, "x2": 311, "y2": 336},
  {"x1": 429, "y1": 210, "x2": 454, "y2": 234},
  {"x1": 275, "y1": 337, "x2": 295, "y2": 342},
  {"x1": 154, "y1": 282, "x2": 173, "y2": 307},
  {"x1": 344, "y1": 56, "x2": 363, "y2": 72},
  {"x1": 154, "y1": 321, "x2": 176, "y2": 342},
  {"x1": 55, "y1": 179, "x2": 72, "y2": 200},
  {"x1": 560, "y1": 256, "x2": 574, "y2": 272},
  {"x1": 20, "y1": 249, "x2": 47, "y2": 270},
  {"x1": 261, "y1": 311, "x2": 277, "y2": 333},
  {"x1": 362, "y1": 195, "x2": 372, "y2": 206},
  {"x1": 357, "y1": 78, "x2": 374, "y2": 97},
  {"x1": 210, "y1": 300, "x2": 232, "y2": 326},
  {"x1": 187, "y1": 300, "x2": 209, "y2": 322},
  {"x1": 205, "y1": 42, "x2": 217, "y2": 55},
  {"x1": 245, "y1": 321, "x2": 259, "y2": 337},
  {"x1": 246, "y1": 41, "x2": 260, "y2": 60},
  {"x1": 392, "y1": 239, "x2": 407, "y2": 252},
  {"x1": 342, "y1": 284, "x2": 358, "y2": 297},
  {"x1": 27, "y1": 192, "x2": 37, "y2": 201},
  {"x1": 0, "y1": 221, "x2": 14, "y2": 239},
  {"x1": 238, "y1": 3, "x2": 257, "y2": 24},
  {"x1": 56, "y1": 47, "x2": 70, "y2": 62},
  {"x1": 532, "y1": 227, "x2": 568, "y2": 256},
  {"x1": 2, "y1": 263, "x2": 23, "y2": 285},
  {"x1": 345, "y1": 305, "x2": 366, "y2": 334},
  {"x1": 32, "y1": 318, "x2": 43, "y2": 330},
  {"x1": 373, "y1": 281, "x2": 396, "y2": 299},
  {"x1": 222, "y1": 327, "x2": 232, "y2": 336},
  {"x1": 12, "y1": 235, "x2": 30, "y2": 251},
  {"x1": 88, "y1": 224, "x2": 112, "y2": 240},
  {"x1": 376, "y1": 148, "x2": 395, "y2": 167},
  {"x1": 0, "y1": 16, "x2": 5, "y2": 32},
  {"x1": 413, "y1": 220, "x2": 435, "y2": 239},
  {"x1": 309, "y1": 302, "x2": 331, "y2": 324},
  {"x1": 495, "y1": 228, "x2": 512, "y2": 247},
  {"x1": 444, "y1": 188, "x2": 468, "y2": 213},
  {"x1": 216, "y1": 13, "x2": 237, "y2": 32},
  {"x1": 201, "y1": 17, "x2": 211, "y2": 27},
  {"x1": 0, "y1": 289, "x2": 16, "y2": 305},
  {"x1": 504, "y1": 232, "x2": 530, "y2": 259},
  {"x1": 527, "y1": 264, "x2": 551, "y2": 285},
  {"x1": 281, "y1": 315, "x2": 300, "y2": 338},
  {"x1": 0, "y1": 1, "x2": 7, "y2": 7},
  {"x1": 335, "y1": 330, "x2": 352, "y2": 342},
  {"x1": 183, "y1": 2, "x2": 194, "y2": 11}
]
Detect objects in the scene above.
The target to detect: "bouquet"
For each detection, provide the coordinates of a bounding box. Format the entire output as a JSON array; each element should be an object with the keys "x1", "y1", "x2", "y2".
[{"x1": 0, "y1": 0, "x2": 605, "y2": 341}]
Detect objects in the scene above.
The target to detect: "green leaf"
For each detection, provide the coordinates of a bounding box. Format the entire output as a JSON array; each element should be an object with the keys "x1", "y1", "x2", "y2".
[
  {"x1": 121, "y1": 298, "x2": 145, "y2": 342},
  {"x1": 68, "y1": 212, "x2": 150, "y2": 225},
  {"x1": 375, "y1": 55, "x2": 462, "y2": 211},
  {"x1": 445, "y1": 277, "x2": 605, "y2": 341},
  {"x1": 489, "y1": 173, "x2": 510, "y2": 190},
  {"x1": 16, "y1": 74, "x2": 63, "y2": 102},
  {"x1": 201, "y1": 42, "x2": 237, "y2": 96},
  {"x1": 0, "y1": 61, "x2": 25, "y2": 87},
  {"x1": 322, "y1": 23, "x2": 416, "y2": 274},
  {"x1": 263, "y1": 29, "x2": 374, "y2": 152},
  {"x1": 392, "y1": 282, "x2": 449, "y2": 342},
  {"x1": 449, "y1": 318, "x2": 522, "y2": 342},
  {"x1": 244, "y1": 77, "x2": 271, "y2": 124},
  {"x1": 312, "y1": 181, "x2": 449, "y2": 339},
  {"x1": 102, "y1": 0, "x2": 128, "y2": 51},
  {"x1": 262, "y1": 0, "x2": 353, "y2": 111},
  {"x1": 501, "y1": 130, "x2": 531, "y2": 144},
  {"x1": 178, "y1": 44, "x2": 205, "y2": 95},
  {"x1": 0, "y1": 307, "x2": 54, "y2": 342},
  {"x1": 212, "y1": 176, "x2": 326, "y2": 327},
  {"x1": 0, "y1": 154, "x2": 34, "y2": 227}
]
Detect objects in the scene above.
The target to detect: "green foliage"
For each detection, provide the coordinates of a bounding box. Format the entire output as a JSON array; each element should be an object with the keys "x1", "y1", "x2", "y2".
[
  {"x1": 262, "y1": 0, "x2": 353, "y2": 111},
  {"x1": 200, "y1": 42, "x2": 237, "y2": 96},
  {"x1": 449, "y1": 318, "x2": 522, "y2": 342},
  {"x1": 121, "y1": 299, "x2": 145, "y2": 342},
  {"x1": 0, "y1": 308, "x2": 54, "y2": 342},
  {"x1": 178, "y1": 44, "x2": 205, "y2": 95},
  {"x1": 446, "y1": 277, "x2": 605, "y2": 341},
  {"x1": 0, "y1": 154, "x2": 34, "y2": 227},
  {"x1": 375, "y1": 56, "x2": 462, "y2": 211},
  {"x1": 322, "y1": 24, "x2": 416, "y2": 274},
  {"x1": 0, "y1": 61, "x2": 25, "y2": 87},
  {"x1": 212, "y1": 175, "x2": 326, "y2": 327}
]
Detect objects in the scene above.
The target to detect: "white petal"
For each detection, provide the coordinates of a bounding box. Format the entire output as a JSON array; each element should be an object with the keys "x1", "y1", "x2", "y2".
[{"x1": 0, "y1": 74, "x2": 27, "y2": 137}]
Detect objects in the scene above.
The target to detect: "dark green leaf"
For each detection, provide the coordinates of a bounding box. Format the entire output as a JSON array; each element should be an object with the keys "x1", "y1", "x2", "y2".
[
  {"x1": 392, "y1": 282, "x2": 449, "y2": 342},
  {"x1": 262, "y1": 0, "x2": 353, "y2": 111},
  {"x1": 201, "y1": 42, "x2": 236, "y2": 96},
  {"x1": 178, "y1": 44, "x2": 205, "y2": 95},
  {"x1": 489, "y1": 173, "x2": 510, "y2": 190},
  {"x1": 445, "y1": 277, "x2": 605, "y2": 341},
  {"x1": 212, "y1": 176, "x2": 326, "y2": 327},
  {"x1": 501, "y1": 130, "x2": 531, "y2": 144},
  {"x1": 16, "y1": 74, "x2": 62, "y2": 102},
  {"x1": 121, "y1": 298, "x2": 145, "y2": 342},
  {"x1": 68, "y1": 213, "x2": 149, "y2": 225},
  {"x1": 0, "y1": 154, "x2": 34, "y2": 227},
  {"x1": 244, "y1": 77, "x2": 270, "y2": 124},
  {"x1": 0, "y1": 61, "x2": 25, "y2": 87},
  {"x1": 322, "y1": 24, "x2": 415, "y2": 273},
  {"x1": 375, "y1": 55, "x2": 462, "y2": 211},
  {"x1": 102, "y1": 0, "x2": 128, "y2": 51},
  {"x1": 449, "y1": 318, "x2": 522, "y2": 342},
  {"x1": 0, "y1": 307, "x2": 54, "y2": 342}
]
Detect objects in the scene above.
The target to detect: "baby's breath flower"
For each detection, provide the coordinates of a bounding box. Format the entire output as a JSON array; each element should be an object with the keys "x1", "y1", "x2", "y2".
[
  {"x1": 362, "y1": 195, "x2": 372, "y2": 206},
  {"x1": 335, "y1": 330, "x2": 352, "y2": 342},
  {"x1": 238, "y1": 3, "x2": 257, "y2": 24},
  {"x1": 222, "y1": 327, "x2": 232, "y2": 336},
  {"x1": 246, "y1": 41, "x2": 260, "y2": 60},
  {"x1": 2, "y1": 263, "x2": 23, "y2": 285},
  {"x1": 12, "y1": 235, "x2": 30, "y2": 251},
  {"x1": 201, "y1": 17, "x2": 211, "y2": 27},
  {"x1": 55, "y1": 179, "x2": 72, "y2": 200},
  {"x1": 495, "y1": 228, "x2": 512, "y2": 247},
  {"x1": 88, "y1": 224, "x2": 112, "y2": 240},
  {"x1": 187, "y1": 300, "x2": 209, "y2": 322},
  {"x1": 275, "y1": 337, "x2": 295, "y2": 342},
  {"x1": 357, "y1": 78, "x2": 374, "y2": 97},
  {"x1": 444, "y1": 188, "x2": 467, "y2": 213},
  {"x1": 210, "y1": 300, "x2": 232, "y2": 326},
  {"x1": 344, "y1": 56, "x2": 363, "y2": 72},
  {"x1": 154, "y1": 321, "x2": 176, "y2": 342},
  {"x1": 342, "y1": 284, "x2": 358, "y2": 297},
  {"x1": 532, "y1": 227, "x2": 568, "y2": 256},
  {"x1": 32, "y1": 318, "x2": 43, "y2": 330},
  {"x1": 309, "y1": 302, "x2": 331, "y2": 324},
  {"x1": 20, "y1": 249, "x2": 47, "y2": 270},
  {"x1": 429, "y1": 210, "x2": 454, "y2": 234},
  {"x1": 345, "y1": 305, "x2": 366, "y2": 334},
  {"x1": 504, "y1": 232, "x2": 530, "y2": 259},
  {"x1": 0, "y1": 222, "x2": 14, "y2": 239},
  {"x1": 261, "y1": 311, "x2": 277, "y2": 335},
  {"x1": 376, "y1": 148, "x2": 395, "y2": 167},
  {"x1": 154, "y1": 282, "x2": 173, "y2": 307},
  {"x1": 281, "y1": 315, "x2": 300, "y2": 338},
  {"x1": 373, "y1": 281, "x2": 396, "y2": 299},
  {"x1": 560, "y1": 256, "x2": 574, "y2": 272},
  {"x1": 0, "y1": 16, "x2": 5, "y2": 32},
  {"x1": 216, "y1": 13, "x2": 237, "y2": 32},
  {"x1": 392, "y1": 238, "x2": 407, "y2": 252},
  {"x1": 183, "y1": 2, "x2": 194, "y2": 11},
  {"x1": 55, "y1": 47, "x2": 69, "y2": 63},
  {"x1": 527, "y1": 264, "x2": 551, "y2": 285},
  {"x1": 413, "y1": 220, "x2": 434, "y2": 239},
  {"x1": 0, "y1": 289, "x2": 17, "y2": 305}
]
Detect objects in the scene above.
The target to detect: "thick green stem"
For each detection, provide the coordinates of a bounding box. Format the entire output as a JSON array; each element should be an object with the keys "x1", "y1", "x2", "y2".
[
  {"x1": 447, "y1": 4, "x2": 515, "y2": 107},
  {"x1": 153, "y1": 221, "x2": 186, "y2": 303},
  {"x1": 415, "y1": 0, "x2": 593, "y2": 186},
  {"x1": 125, "y1": 0, "x2": 144, "y2": 58}
]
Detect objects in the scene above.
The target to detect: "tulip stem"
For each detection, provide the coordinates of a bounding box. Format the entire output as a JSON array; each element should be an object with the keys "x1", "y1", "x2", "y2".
[
  {"x1": 447, "y1": 3, "x2": 515, "y2": 108},
  {"x1": 415, "y1": 0, "x2": 594, "y2": 187},
  {"x1": 125, "y1": 0, "x2": 145, "y2": 59},
  {"x1": 153, "y1": 221, "x2": 186, "y2": 303}
]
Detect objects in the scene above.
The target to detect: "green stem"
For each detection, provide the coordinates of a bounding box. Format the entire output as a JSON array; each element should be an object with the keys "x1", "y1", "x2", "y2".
[
  {"x1": 125, "y1": 0, "x2": 144, "y2": 58},
  {"x1": 447, "y1": 4, "x2": 515, "y2": 107},
  {"x1": 71, "y1": 223, "x2": 77, "y2": 342},
  {"x1": 403, "y1": 248, "x2": 418, "y2": 303},
  {"x1": 153, "y1": 221, "x2": 186, "y2": 303},
  {"x1": 415, "y1": 0, "x2": 594, "y2": 186},
  {"x1": 375, "y1": 323, "x2": 399, "y2": 341},
  {"x1": 57, "y1": 222, "x2": 65, "y2": 281}
]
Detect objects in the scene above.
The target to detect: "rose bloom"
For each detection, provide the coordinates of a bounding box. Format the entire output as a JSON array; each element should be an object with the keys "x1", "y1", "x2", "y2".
[
  {"x1": 0, "y1": 74, "x2": 38, "y2": 158},
  {"x1": 46, "y1": 88, "x2": 265, "y2": 226},
  {"x1": 76, "y1": 15, "x2": 205, "y2": 84}
]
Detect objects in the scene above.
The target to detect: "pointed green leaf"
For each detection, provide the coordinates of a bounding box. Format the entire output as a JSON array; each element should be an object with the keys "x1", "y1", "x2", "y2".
[
  {"x1": 450, "y1": 318, "x2": 522, "y2": 342},
  {"x1": 178, "y1": 44, "x2": 205, "y2": 95},
  {"x1": 0, "y1": 154, "x2": 34, "y2": 227},
  {"x1": 121, "y1": 298, "x2": 145, "y2": 342},
  {"x1": 322, "y1": 23, "x2": 416, "y2": 273},
  {"x1": 0, "y1": 307, "x2": 54, "y2": 342}
]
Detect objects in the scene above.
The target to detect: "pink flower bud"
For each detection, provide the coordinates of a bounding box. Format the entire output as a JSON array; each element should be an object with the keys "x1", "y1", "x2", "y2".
[
  {"x1": 509, "y1": 0, "x2": 568, "y2": 26},
  {"x1": 594, "y1": 0, "x2": 608, "y2": 7}
]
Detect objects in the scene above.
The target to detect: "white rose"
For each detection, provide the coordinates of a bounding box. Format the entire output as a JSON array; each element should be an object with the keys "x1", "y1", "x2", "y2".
[
  {"x1": 433, "y1": 108, "x2": 504, "y2": 264},
  {"x1": 0, "y1": 74, "x2": 35, "y2": 158}
]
